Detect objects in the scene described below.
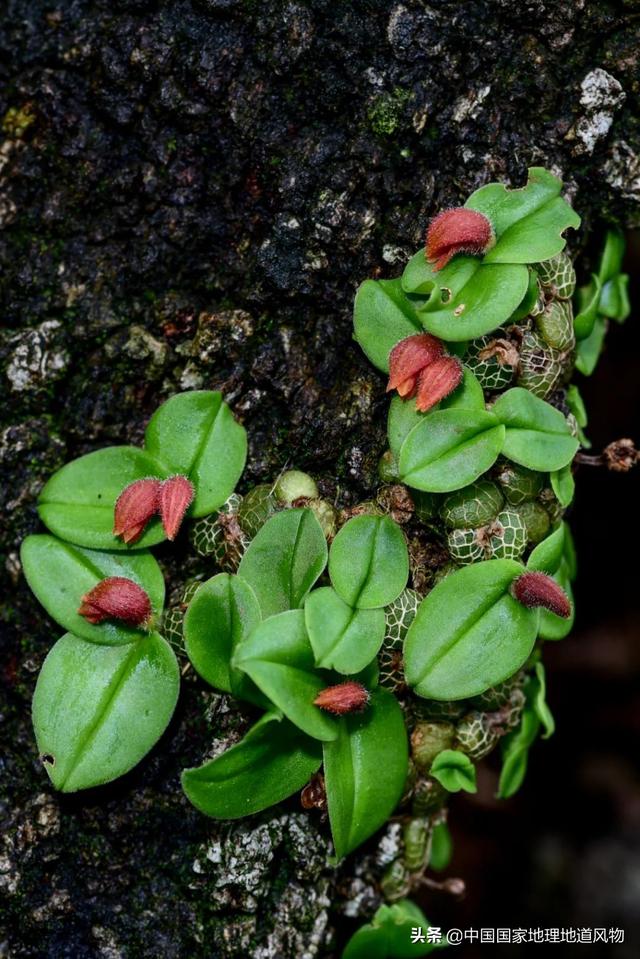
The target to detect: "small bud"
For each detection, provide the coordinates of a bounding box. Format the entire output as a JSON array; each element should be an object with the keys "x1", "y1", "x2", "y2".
[
  {"x1": 604, "y1": 438, "x2": 639, "y2": 473},
  {"x1": 113, "y1": 478, "x2": 161, "y2": 544},
  {"x1": 415, "y1": 355, "x2": 463, "y2": 412},
  {"x1": 387, "y1": 333, "x2": 444, "y2": 398},
  {"x1": 274, "y1": 469, "x2": 319, "y2": 504},
  {"x1": 511, "y1": 571, "x2": 571, "y2": 618},
  {"x1": 426, "y1": 207, "x2": 495, "y2": 271},
  {"x1": 159, "y1": 475, "x2": 195, "y2": 540},
  {"x1": 314, "y1": 681, "x2": 370, "y2": 715},
  {"x1": 78, "y1": 576, "x2": 152, "y2": 627}
]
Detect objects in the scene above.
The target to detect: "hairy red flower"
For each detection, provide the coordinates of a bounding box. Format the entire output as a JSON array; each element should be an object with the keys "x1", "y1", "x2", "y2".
[
  {"x1": 78, "y1": 576, "x2": 152, "y2": 627},
  {"x1": 415, "y1": 355, "x2": 463, "y2": 412},
  {"x1": 511, "y1": 571, "x2": 571, "y2": 619},
  {"x1": 387, "y1": 333, "x2": 444, "y2": 398},
  {"x1": 314, "y1": 681, "x2": 370, "y2": 715},
  {"x1": 426, "y1": 207, "x2": 495, "y2": 271},
  {"x1": 113, "y1": 478, "x2": 161, "y2": 544},
  {"x1": 159, "y1": 475, "x2": 195, "y2": 541}
]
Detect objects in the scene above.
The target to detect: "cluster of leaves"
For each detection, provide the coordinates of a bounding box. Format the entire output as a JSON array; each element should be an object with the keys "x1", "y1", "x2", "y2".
[
  {"x1": 22, "y1": 391, "x2": 246, "y2": 791},
  {"x1": 182, "y1": 509, "x2": 411, "y2": 859}
]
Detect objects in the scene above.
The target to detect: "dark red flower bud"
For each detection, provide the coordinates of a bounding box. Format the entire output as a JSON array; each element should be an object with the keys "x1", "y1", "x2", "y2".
[
  {"x1": 387, "y1": 333, "x2": 444, "y2": 398},
  {"x1": 78, "y1": 576, "x2": 152, "y2": 627},
  {"x1": 426, "y1": 207, "x2": 495, "y2": 271},
  {"x1": 511, "y1": 571, "x2": 571, "y2": 619},
  {"x1": 113, "y1": 478, "x2": 161, "y2": 544},
  {"x1": 415, "y1": 355, "x2": 463, "y2": 412},
  {"x1": 159, "y1": 475, "x2": 195, "y2": 541},
  {"x1": 314, "y1": 681, "x2": 370, "y2": 715}
]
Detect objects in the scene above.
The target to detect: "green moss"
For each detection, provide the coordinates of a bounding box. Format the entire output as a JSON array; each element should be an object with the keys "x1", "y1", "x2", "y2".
[{"x1": 368, "y1": 88, "x2": 410, "y2": 136}]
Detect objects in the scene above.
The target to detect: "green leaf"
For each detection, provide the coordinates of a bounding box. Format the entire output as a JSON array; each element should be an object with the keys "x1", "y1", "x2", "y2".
[
  {"x1": 510, "y1": 268, "x2": 541, "y2": 321},
  {"x1": 238, "y1": 508, "x2": 328, "y2": 618},
  {"x1": 600, "y1": 274, "x2": 630, "y2": 323},
  {"x1": 21, "y1": 534, "x2": 165, "y2": 646},
  {"x1": 183, "y1": 573, "x2": 266, "y2": 706},
  {"x1": 573, "y1": 274, "x2": 602, "y2": 340},
  {"x1": 492, "y1": 388, "x2": 579, "y2": 472},
  {"x1": 531, "y1": 662, "x2": 555, "y2": 739},
  {"x1": 233, "y1": 609, "x2": 338, "y2": 741},
  {"x1": 597, "y1": 227, "x2": 626, "y2": 286},
  {"x1": 38, "y1": 446, "x2": 169, "y2": 551},
  {"x1": 181, "y1": 712, "x2": 322, "y2": 818},
  {"x1": 575, "y1": 316, "x2": 607, "y2": 376},
  {"x1": 466, "y1": 167, "x2": 580, "y2": 264},
  {"x1": 404, "y1": 559, "x2": 538, "y2": 700},
  {"x1": 398, "y1": 409, "x2": 505, "y2": 493},
  {"x1": 33, "y1": 631, "x2": 179, "y2": 792},
  {"x1": 353, "y1": 278, "x2": 422, "y2": 373},
  {"x1": 324, "y1": 688, "x2": 408, "y2": 859},
  {"x1": 430, "y1": 749, "x2": 477, "y2": 794},
  {"x1": 527, "y1": 523, "x2": 565, "y2": 575},
  {"x1": 497, "y1": 705, "x2": 540, "y2": 799},
  {"x1": 429, "y1": 822, "x2": 453, "y2": 872},
  {"x1": 304, "y1": 587, "x2": 386, "y2": 674},
  {"x1": 405, "y1": 255, "x2": 529, "y2": 343},
  {"x1": 343, "y1": 900, "x2": 441, "y2": 959},
  {"x1": 328, "y1": 516, "x2": 409, "y2": 609},
  {"x1": 387, "y1": 370, "x2": 484, "y2": 460},
  {"x1": 565, "y1": 385, "x2": 588, "y2": 427},
  {"x1": 538, "y1": 561, "x2": 574, "y2": 641},
  {"x1": 563, "y1": 523, "x2": 578, "y2": 580},
  {"x1": 550, "y1": 463, "x2": 575, "y2": 507},
  {"x1": 144, "y1": 390, "x2": 247, "y2": 517}
]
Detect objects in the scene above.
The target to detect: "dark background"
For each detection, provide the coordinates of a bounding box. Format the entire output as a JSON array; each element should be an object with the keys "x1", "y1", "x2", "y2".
[{"x1": 1, "y1": 1, "x2": 639, "y2": 956}]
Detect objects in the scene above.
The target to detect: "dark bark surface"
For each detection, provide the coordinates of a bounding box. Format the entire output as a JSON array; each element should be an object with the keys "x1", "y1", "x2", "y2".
[{"x1": 1, "y1": 2, "x2": 640, "y2": 956}]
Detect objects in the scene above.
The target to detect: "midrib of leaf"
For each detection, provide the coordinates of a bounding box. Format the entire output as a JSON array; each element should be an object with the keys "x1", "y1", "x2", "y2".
[
  {"x1": 405, "y1": 423, "x2": 500, "y2": 476},
  {"x1": 186, "y1": 401, "x2": 221, "y2": 479},
  {"x1": 288, "y1": 511, "x2": 307, "y2": 610},
  {"x1": 413, "y1": 584, "x2": 514, "y2": 682},
  {"x1": 349, "y1": 522, "x2": 379, "y2": 608},
  {"x1": 58, "y1": 641, "x2": 143, "y2": 790},
  {"x1": 317, "y1": 604, "x2": 358, "y2": 667}
]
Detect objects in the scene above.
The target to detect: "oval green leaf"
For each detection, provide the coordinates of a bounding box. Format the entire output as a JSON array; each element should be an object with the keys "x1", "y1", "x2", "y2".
[
  {"x1": 21, "y1": 534, "x2": 165, "y2": 645},
  {"x1": 144, "y1": 390, "x2": 247, "y2": 517},
  {"x1": 323, "y1": 688, "x2": 408, "y2": 859},
  {"x1": 343, "y1": 899, "x2": 440, "y2": 959},
  {"x1": 421, "y1": 264, "x2": 529, "y2": 342},
  {"x1": 404, "y1": 559, "x2": 538, "y2": 700},
  {"x1": 353, "y1": 278, "x2": 422, "y2": 373},
  {"x1": 497, "y1": 705, "x2": 541, "y2": 799},
  {"x1": 550, "y1": 463, "x2": 575, "y2": 507},
  {"x1": 33, "y1": 631, "x2": 179, "y2": 792},
  {"x1": 573, "y1": 273, "x2": 602, "y2": 340},
  {"x1": 398, "y1": 409, "x2": 505, "y2": 493},
  {"x1": 181, "y1": 712, "x2": 322, "y2": 818},
  {"x1": 538, "y1": 561, "x2": 574, "y2": 641},
  {"x1": 430, "y1": 749, "x2": 477, "y2": 794},
  {"x1": 233, "y1": 609, "x2": 338, "y2": 741},
  {"x1": 575, "y1": 316, "x2": 607, "y2": 376},
  {"x1": 183, "y1": 573, "x2": 266, "y2": 706},
  {"x1": 526, "y1": 523, "x2": 565, "y2": 575},
  {"x1": 37, "y1": 446, "x2": 169, "y2": 550},
  {"x1": 466, "y1": 167, "x2": 580, "y2": 264},
  {"x1": 328, "y1": 515, "x2": 409, "y2": 609},
  {"x1": 492, "y1": 388, "x2": 579, "y2": 472},
  {"x1": 304, "y1": 587, "x2": 386, "y2": 674},
  {"x1": 238, "y1": 508, "x2": 328, "y2": 618},
  {"x1": 387, "y1": 369, "x2": 484, "y2": 460}
]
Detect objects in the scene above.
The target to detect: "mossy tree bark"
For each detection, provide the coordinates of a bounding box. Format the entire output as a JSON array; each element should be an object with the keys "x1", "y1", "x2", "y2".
[{"x1": 1, "y1": 2, "x2": 639, "y2": 956}]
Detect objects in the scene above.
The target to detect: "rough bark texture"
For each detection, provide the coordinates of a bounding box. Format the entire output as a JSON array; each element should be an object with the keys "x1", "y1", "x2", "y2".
[{"x1": 1, "y1": 2, "x2": 639, "y2": 956}]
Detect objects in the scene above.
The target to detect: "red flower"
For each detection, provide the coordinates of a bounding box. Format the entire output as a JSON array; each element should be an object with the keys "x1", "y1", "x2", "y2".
[
  {"x1": 511, "y1": 571, "x2": 571, "y2": 619},
  {"x1": 387, "y1": 333, "x2": 444, "y2": 398},
  {"x1": 159, "y1": 475, "x2": 195, "y2": 540},
  {"x1": 414, "y1": 355, "x2": 463, "y2": 413},
  {"x1": 426, "y1": 207, "x2": 494, "y2": 271},
  {"x1": 78, "y1": 577, "x2": 152, "y2": 627},
  {"x1": 113, "y1": 478, "x2": 161, "y2": 544},
  {"x1": 314, "y1": 681, "x2": 370, "y2": 715}
]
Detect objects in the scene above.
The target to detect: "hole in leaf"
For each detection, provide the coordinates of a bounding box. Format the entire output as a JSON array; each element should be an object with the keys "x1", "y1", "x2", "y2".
[
  {"x1": 441, "y1": 287, "x2": 452, "y2": 303},
  {"x1": 40, "y1": 753, "x2": 55, "y2": 766}
]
